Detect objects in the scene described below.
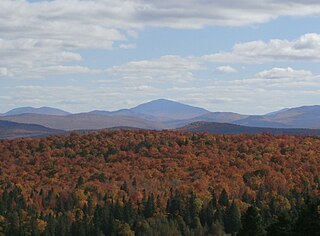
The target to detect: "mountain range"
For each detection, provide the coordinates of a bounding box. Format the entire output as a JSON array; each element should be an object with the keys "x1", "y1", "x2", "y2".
[
  {"x1": 1, "y1": 99, "x2": 320, "y2": 139},
  {"x1": 0, "y1": 120, "x2": 64, "y2": 139},
  {"x1": 177, "y1": 121, "x2": 320, "y2": 135},
  {"x1": 1, "y1": 106, "x2": 71, "y2": 116}
]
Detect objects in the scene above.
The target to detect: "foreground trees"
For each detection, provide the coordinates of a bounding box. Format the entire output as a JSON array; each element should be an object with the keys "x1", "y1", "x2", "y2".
[
  {"x1": 0, "y1": 130, "x2": 319, "y2": 235},
  {"x1": 0, "y1": 183, "x2": 319, "y2": 235}
]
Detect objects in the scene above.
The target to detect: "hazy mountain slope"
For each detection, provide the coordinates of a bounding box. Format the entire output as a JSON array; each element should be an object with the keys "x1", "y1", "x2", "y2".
[
  {"x1": 266, "y1": 105, "x2": 320, "y2": 128},
  {"x1": 87, "y1": 109, "x2": 158, "y2": 120},
  {"x1": 195, "y1": 112, "x2": 249, "y2": 123},
  {"x1": 233, "y1": 116, "x2": 292, "y2": 128},
  {"x1": 264, "y1": 108, "x2": 290, "y2": 116},
  {"x1": 131, "y1": 99, "x2": 210, "y2": 120},
  {"x1": 0, "y1": 114, "x2": 165, "y2": 131},
  {"x1": 235, "y1": 105, "x2": 320, "y2": 128},
  {"x1": 85, "y1": 110, "x2": 112, "y2": 116},
  {"x1": 0, "y1": 120, "x2": 64, "y2": 139},
  {"x1": 2, "y1": 102, "x2": 320, "y2": 130},
  {"x1": 164, "y1": 112, "x2": 249, "y2": 128},
  {"x1": 177, "y1": 121, "x2": 320, "y2": 135},
  {"x1": 4, "y1": 106, "x2": 71, "y2": 116}
]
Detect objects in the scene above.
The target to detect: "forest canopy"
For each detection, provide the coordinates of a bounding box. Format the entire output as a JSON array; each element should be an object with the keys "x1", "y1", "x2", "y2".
[{"x1": 0, "y1": 130, "x2": 319, "y2": 235}]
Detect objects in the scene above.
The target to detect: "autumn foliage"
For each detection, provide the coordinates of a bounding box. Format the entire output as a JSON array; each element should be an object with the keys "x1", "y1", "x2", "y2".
[
  {"x1": 1, "y1": 130, "x2": 319, "y2": 201},
  {"x1": 0, "y1": 130, "x2": 319, "y2": 235}
]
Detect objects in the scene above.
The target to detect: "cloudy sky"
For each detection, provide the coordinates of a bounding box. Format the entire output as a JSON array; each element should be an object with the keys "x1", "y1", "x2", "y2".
[{"x1": 1, "y1": 0, "x2": 320, "y2": 114}]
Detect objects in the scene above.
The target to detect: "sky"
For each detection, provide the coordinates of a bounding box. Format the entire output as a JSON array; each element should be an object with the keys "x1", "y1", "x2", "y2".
[{"x1": 1, "y1": 0, "x2": 320, "y2": 114}]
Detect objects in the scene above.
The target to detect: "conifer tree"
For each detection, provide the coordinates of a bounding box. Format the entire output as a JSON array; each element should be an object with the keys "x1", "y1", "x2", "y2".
[
  {"x1": 266, "y1": 211, "x2": 292, "y2": 236},
  {"x1": 219, "y1": 189, "x2": 229, "y2": 208},
  {"x1": 238, "y1": 206, "x2": 266, "y2": 236},
  {"x1": 294, "y1": 198, "x2": 320, "y2": 236},
  {"x1": 225, "y1": 201, "x2": 241, "y2": 235}
]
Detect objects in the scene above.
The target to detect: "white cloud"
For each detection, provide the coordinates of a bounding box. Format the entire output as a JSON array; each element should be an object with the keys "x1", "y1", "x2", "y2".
[
  {"x1": 128, "y1": 0, "x2": 320, "y2": 28},
  {"x1": 44, "y1": 65, "x2": 101, "y2": 74},
  {"x1": 2, "y1": 83, "x2": 164, "y2": 113},
  {"x1": 0, "y1": 38, "x2": 87, "y2": 78},
  {"x1": 256, "y1": 67, "x2": 313, "y2": 79},
  {"x1": 1, "y1": 1, "x2": 320, "y2": 32},
  {"x1": 0, "y1": 67, "x2": 8, "y2": 76},
  {"x1": 203, "y1": 33, "x2": 320, "y2": 63},
  {"x1": 215, "y1": 65, "x2": 237, "y2": 74},
  {"x1": 1, "y1": 1, "x2": 320, "y2": 78},
  {"x1": 230, "y1": 67, "x2": 319, "y2": 90},
  {"x1": 1, "y1": 1, "x2": 320, "y2": 113},
  {"x1": 5, "y1": 66, "x2": 318, "y2": 114},
  {"x1": 119, "y1": 44, "x2": 136, "y2": 49},
  {"x1": 103, "y1": 33, "x2": 320, "y2": 85},
  {"x1": 106, "y1": 55, "x2": 203, "y2": 83},
  {"x1": 172, "y1": 66, "x2": 320, "y2": 113}
]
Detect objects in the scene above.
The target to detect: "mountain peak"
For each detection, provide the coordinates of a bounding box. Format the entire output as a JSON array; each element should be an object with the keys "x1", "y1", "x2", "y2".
[
  {"x1": 151, "y1": 98, "x2": 178, "y2": 103},
  {"x1": 131, "y1": 99, "x2": 210, "y2": 120},
  {"x1": 4, "y1": 106, "x2": 71, "y2": 116}
]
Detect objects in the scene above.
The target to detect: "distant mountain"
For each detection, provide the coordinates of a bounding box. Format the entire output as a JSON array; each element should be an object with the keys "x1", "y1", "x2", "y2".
[
  {"x1": 267, "y1": 105, "x2": 320, "y2": 128},
  {"x1": 233, "y1": 116, "x2": 291, "y2": 128},
  {"x1": 177, "y1": 121, "x2": 320, "y2": 135},
  {"x1": 0, "y1": 113, "x2": 165, "y2": 131},
  {"x1": 87, "y1": 109, "x2": 158, "y2": 120},
  {"x1": 264, "y1": 108, "x2": 290, "y2": 116},
  {"x1": 194, "y1": 112, "x2": 248, "y2": 123},
  {"x1": 2, "y1": 101, "x2": 320, "y2": 131},
  {"x1": 0, "y1": 120, "x2": 64, "y2": 139},
  {"x1": 4, "y1": 106, "x2": 71, "y2": 116},
  {"x1": 235, "y1": 105, "x2": 320, "y2": 128},
  {"x1": 131, "y1": 99, "x2": 210, "y2": 120},
  {"x1": 85, "y1": 110, "x2": 112, "y2": 116},
  {"x1": 164, "y1": 112, "x2": 249, "y2": 128},
  {"x1": 78, "y1": 99, "x2": 209, "y2": 121}
]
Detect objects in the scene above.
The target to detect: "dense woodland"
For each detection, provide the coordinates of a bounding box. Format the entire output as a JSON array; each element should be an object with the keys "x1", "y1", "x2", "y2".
[{"x1": 0, "y1": 130, "x2": 319, "y2": 235}]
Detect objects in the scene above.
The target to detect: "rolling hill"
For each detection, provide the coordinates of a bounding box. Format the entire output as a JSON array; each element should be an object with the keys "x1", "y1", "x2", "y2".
[
  {"x1": 177, "y1": 121, "x2": 320, "y2": 135},
  {"x1": 0, "y1": 113, "x2": 165, "y2": 131},
  {"x1": 172, "y1": 105, "x2": 320, "y2": 129},
  {"x1": 164, "y1": 111, "x2": 249, "y2": 128},
  {"x1": 86, "y1": 109, "x2": 158, "y2": 120},
  {"x1": 0, "y1": 120, "x2": 64, "y2": 139},
  {"x1": 4, "y1": 106, "x2": 71, "y2": 116},
  {"x1": 235, "y1": 105, "x2": 320, "y2": 128}
]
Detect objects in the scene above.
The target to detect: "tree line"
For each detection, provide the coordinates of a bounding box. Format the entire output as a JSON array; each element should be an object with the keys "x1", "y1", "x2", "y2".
[{"x1": 0, "y1": 182, "x2": 319, "y2": 235}]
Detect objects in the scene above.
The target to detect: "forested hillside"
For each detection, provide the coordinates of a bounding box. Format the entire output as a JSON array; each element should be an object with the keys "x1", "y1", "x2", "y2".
[{"x1": 0, "y1": 130, "x2": 319, "y2": 235}]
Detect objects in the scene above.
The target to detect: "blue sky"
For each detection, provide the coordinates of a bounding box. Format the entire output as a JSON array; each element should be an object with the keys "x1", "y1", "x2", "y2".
[{"x1": 1, "y1": 0, "x2": 320, "y2": 114}]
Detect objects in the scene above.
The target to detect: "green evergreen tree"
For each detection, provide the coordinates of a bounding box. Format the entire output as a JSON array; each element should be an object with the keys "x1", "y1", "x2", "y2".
[
  {"x1": 267, "y1": 211, "x2": 293, "y2": 236},
  {"x1": 123, "y1": 198, "x2": 135, "y2": 224},
  {"x1": 167, "y1": 190, "x2": 182, "y2": 218},
  {"x1": 225, "y1": 201, "x2": 241, "y2": 235},
  {"x1": 211, "y1": 190, "x2": 218, "y2": 209},
  {"x1": 200, "y1": 201, "x2": 214, "y2": 227},
  {"x1": 113, "y1": 200, "x2": 123, "y2": 221},
  {"x1": 144, "y1": 194, "x2": 155, "y2": 218},
  {"x1": 0, "y1": 189, "x2": 9, "y2": 214},
  {"x1": 214, "y1": 206, "x2": 224, "y2": 226},
  {"x1": 210, "y1": 222, "x2": 226, "y2": 236},
  {"x1": 6, "y1": 211, "x2": 20, "y2": 236},
  {"x1": 294, "y1": 197, "x2": 320, "y2": 236},
  {"x1": 238, "y1": 206, "x2": 266, "y2": 236},
  {"x1": 218, "y1": 189, "x2": 229, "y2": 208}
]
